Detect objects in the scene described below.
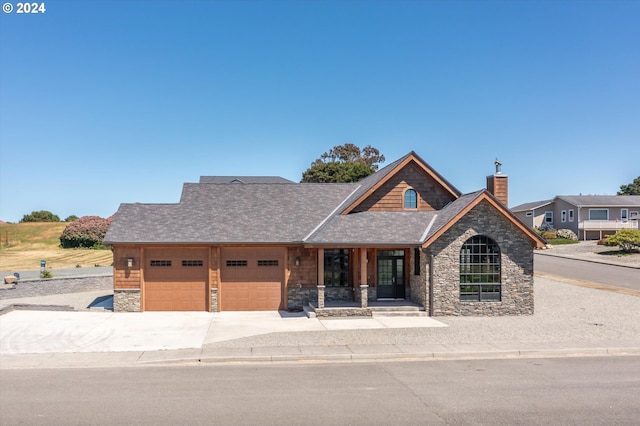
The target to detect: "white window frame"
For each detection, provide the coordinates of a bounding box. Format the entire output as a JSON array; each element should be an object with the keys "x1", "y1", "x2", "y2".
[
  {"x1": 544, "y1": 211, "x2": 553, "y2": 223},
  {"x1": 525, "y1": 212, "x2": 533, "y2": 217},
  {"x1": 568, "y1": 209, "x2": 574, "y2": 222},
  {"x1": 561, "y1": 210, "x2": 567, "y2": 223},
  {"x1": 630, "y1": 211, "x2": 639, "y2": 219},
  {"x1": 588, "y1": 209, "x2": 609, "y2": 221},
  {"x1": 621, "y1": 208, "x2": 628, "y2": 222}
]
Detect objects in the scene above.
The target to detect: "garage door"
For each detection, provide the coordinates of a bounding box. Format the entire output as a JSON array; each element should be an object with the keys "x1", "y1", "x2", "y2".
[
  {"x1": 220, "y1": 247, "x2": 284, "y2": 311},
  {"x1": 144, "y1": 248, "x2": 208, "y2": 311}
]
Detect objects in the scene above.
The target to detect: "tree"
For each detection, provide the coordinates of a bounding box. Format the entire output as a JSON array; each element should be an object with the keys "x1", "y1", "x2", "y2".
[
  {"x1": 618, "y1": 176, "x2": 640, "y2": 195},
  {"x1": 59, "y1": 215, "x2": 113, "y2": 248},
  {"x1": 20, "y1": 210, "x2": 60, "y2": 222},
  {"x1": 301, "y1": 144, "x2": 385, "y2": 183},
  {"x1": 603, "y1": 229, "x2": 640, "y2": 253},
  {"x1": 64, "y1": 215, "x2": 79, "y2": 222}
]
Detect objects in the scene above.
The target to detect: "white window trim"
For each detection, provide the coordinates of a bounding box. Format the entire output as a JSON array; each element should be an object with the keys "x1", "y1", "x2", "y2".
[
  {"x1": 630, "y1": 211, "x2": 639, "y2": 219},
  {"x1": 621, "y1": 208, "x2": 628, "y2": 222},
  {"x1": 561, "y1": 210, "x2": 567, "y2": 223},
  {"x1": 588, "y1": 208, "x2": 609, "y2": 221},
  {"x1": 568, "y1": 209, "x2": 574, "y2": 222},
  {"x1": 544, "y1": 211, "x2": 553, "y2": 223},
  {"x1": 525, "y1": 212, "x2": 533, "y2": 217}
]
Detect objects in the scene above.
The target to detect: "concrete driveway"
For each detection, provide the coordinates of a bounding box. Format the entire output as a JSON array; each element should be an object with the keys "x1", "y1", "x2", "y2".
[{"x1": 0, "y1": 310, "x2": 447, "y2": 355}]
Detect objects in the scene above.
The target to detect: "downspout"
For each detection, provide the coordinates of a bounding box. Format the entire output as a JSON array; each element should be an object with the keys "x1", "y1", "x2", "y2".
[{"x1": 428, "y1": 253, "x2": 434, "y2": 316}]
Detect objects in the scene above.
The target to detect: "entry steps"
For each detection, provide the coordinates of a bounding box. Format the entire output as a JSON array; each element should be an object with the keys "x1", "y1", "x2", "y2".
[{"x1": 370, "y1": 305, "x2": 430, "y2": 318}]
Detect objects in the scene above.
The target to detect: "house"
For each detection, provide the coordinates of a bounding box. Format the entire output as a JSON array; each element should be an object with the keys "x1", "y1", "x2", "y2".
[
  {"x1": 104, "y1": 152, "x2": 546, "y2": 316},
  {"x1": 511, "y1": 195, "x2": 640, "y2": 240}
]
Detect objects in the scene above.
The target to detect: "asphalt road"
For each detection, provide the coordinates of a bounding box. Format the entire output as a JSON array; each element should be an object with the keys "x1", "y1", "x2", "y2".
[
  {"x1": 1, "y1": 356, "x2": 639, "y2": 425},
  {"x1": 535, "y1": 254, "x2": 640, "y2": 291}
]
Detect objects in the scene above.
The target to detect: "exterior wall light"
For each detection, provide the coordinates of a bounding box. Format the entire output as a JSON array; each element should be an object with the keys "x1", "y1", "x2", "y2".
[
  {"x1": 127, "y1": 258, "x2": 133, "y2": 268},
  {"x1": 295, "y1": 257, "x2": 300, "y2": 266}
]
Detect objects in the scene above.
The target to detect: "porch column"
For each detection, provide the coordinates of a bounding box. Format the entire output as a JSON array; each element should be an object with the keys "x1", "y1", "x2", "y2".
[
  {"x1": 360, "y1": 249, "x2": 368, "y2": 308},
  {"x1": 317, "y1": 248, "x2": 325, "y2": 308}
]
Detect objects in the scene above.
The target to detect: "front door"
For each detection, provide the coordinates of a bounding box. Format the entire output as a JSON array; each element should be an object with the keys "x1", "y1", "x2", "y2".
[{"x1": 377, "y1": 250, "x2": 405, "y2": 299}]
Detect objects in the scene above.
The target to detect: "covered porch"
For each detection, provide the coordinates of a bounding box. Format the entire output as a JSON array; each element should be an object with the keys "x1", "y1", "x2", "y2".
[{"x1": 287, "y1": 246, "x2": 427, "y2": 317}]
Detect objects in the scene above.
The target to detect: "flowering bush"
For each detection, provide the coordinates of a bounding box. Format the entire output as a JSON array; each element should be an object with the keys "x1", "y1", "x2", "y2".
[
  {"x1": 59, "y1": 215, "x2": 113, "y2": 249},
  {"x1": 556, "y1": 229, "x2": 579, "y2": 241}
]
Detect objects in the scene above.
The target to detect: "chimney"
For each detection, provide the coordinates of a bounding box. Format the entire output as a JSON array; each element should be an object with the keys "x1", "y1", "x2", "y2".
[{"x1": 486, "y1": 159, "x2": 508, "y2": 206}]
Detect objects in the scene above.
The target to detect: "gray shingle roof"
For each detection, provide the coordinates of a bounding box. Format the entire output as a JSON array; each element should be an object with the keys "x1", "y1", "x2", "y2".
[
  {"x1": 421, "y1": 190, "x2": 484, "y2": 243},
  {"x1": 105, "y1": 183, "x2": 358, "y2": 244},
  {"x1": 556, "y1": 195, "x2": 640, "y2": 207},
  {"x1": 510, "y1": 199, "x2": 553, "y2": 212},
  {"x1": 304, "y1": 211, "x2": 438, "y2": 245},
  {"x1": 199, "y1": 176, "x2": 294, "y2": 184}
]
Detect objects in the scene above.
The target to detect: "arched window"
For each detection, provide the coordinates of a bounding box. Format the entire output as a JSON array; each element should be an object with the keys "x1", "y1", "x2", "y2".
[
  {"x1": 459, "y1": 235, "x2": 501, "y2": 302},
  {"x1": 404, "y1": 189, "x2": 417, "y2": 209}
]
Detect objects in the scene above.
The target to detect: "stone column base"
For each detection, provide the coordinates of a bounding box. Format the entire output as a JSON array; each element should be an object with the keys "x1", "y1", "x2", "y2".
[
  {"x1": 113, "y1": 289, "x2": 141, "y2": 312},
  {"x1": 360, "y1": 285, "x2": 368, "y2": 308}
]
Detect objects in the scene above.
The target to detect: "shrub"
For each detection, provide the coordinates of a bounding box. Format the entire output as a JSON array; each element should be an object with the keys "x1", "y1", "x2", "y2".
[
  {"x1": 603, "y1": 229, "x2": 640, "y2": 253},
  {"x1": 65, "y1": 215, "x2": 79, "y2": 222},
  {"x1": 20, "y1": 210, "x2": 60, "y2": 222},
  {"x1": 556, "y1": 229, "x2": 578, "y2": 241},
  {"x1": 40, "y1": 270, "x2": 53, "y2": 279},
  {"x1": 59, "y1": 215, "x2": 113, "y2": 249},
  {"x1": 541, "y1": 230, "x2": 557, "y2": 240}
]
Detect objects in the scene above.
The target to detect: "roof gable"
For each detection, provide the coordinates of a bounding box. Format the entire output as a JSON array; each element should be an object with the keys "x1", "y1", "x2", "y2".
[
  {"x1": 340, "y1": 151, "x2": 461, "y2": 214},
  {"x1": 422, "y1": 190, "x2": 547, "y2": 249}
]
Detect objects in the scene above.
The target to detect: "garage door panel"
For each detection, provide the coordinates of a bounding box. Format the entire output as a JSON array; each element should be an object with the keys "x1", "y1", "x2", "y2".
[
  {"x1": 144, "y1": 248, "x2": 209, "y2": 311},
  {"x1": 220, "y1": 282, "x2": 282, "y2": 311}
]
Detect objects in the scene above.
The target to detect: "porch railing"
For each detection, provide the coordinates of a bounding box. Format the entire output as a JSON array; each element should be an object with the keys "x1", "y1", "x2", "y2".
[{"x1": 578, "y1": 220, "x2": 639, "y2": 231}]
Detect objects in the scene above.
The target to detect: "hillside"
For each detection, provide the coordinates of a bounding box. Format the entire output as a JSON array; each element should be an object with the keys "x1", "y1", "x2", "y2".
[{"x1": 0, "y1": 222, "x2": 113, "y2": 272}]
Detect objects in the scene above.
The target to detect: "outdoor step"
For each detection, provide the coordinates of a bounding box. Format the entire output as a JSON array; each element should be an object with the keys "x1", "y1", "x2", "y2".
[
  {"x1": 372, "y1": 311, "x2": 431, "y2": 318},
  {"x1": 369, "y1": 306, "x2": 422, "y2": 312}
]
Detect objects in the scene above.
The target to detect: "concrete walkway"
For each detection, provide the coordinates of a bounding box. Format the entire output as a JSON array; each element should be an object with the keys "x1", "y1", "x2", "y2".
[{"x1": 1, "y1": 245, "x2": 639, "y2": 369}]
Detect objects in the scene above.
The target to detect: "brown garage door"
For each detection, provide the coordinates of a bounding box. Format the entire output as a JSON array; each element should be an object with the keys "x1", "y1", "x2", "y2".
[
  {"x1": 220, "y1": 247, "x2": 284, "y2": 311},
  {"x1": 144, "y1": 248, "x2": 208, "y2": 311}
]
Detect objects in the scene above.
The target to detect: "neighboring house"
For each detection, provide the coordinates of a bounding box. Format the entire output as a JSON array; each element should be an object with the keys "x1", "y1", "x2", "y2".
[
  {"x1": 512, "y1": 195, "x2": 640, "y2": 240},
  {"x1": 104, "y1": 152, "x2": 546, "y2": 316}
]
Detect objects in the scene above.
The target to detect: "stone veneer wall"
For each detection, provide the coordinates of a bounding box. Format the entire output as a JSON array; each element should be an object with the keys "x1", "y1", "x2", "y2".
[
  {"x1": 113, "y1": 289, "x2": 140, "y2": 312},
  {"x1": 428, "y1": 201, "x2": 535, "y2": 316},
  {"x1": 287, "y1": 286, "x2": 357, "y2": 310},
  {"x1": 409, "y1": 248, "x2": 428, "y2": 309},
  {"x1": 210, "y1": 287, "x2": 218, "y2": 312}
]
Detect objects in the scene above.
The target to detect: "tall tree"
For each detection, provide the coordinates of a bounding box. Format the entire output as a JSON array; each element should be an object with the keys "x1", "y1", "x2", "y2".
[
  {"x1": 618, "y1": 176, "x2": 640, "y2": 195},
  {"x1": 301, "y1": 144, "x2": 385, "y2": 183}
]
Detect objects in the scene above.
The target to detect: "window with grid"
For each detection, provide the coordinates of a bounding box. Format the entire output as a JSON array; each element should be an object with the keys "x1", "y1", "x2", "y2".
[
  {"x1": 182, "y1": 260, "x2": 203, "y2": 267},
  {"x1": 150, "y1": 260, "x2": 172, "y2": 267},
  {"x1": 459, "y1": 235, "x2": 501, "y2": 302},
  {"x1": 324, "y1": 249, "x2": 349, "y2": 287},
  {"x1": 404, "y1": 189, "x2": 418, "y2": 209}
]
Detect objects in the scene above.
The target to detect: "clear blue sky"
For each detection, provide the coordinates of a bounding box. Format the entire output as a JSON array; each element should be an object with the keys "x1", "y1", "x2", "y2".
[{"x1": 1, "y1": 0, "x2": 638, "y2": 223}]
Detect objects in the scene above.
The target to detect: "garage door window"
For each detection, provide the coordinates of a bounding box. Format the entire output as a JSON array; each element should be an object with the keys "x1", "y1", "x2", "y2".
[
  {"x1": 182, "y1": 260, "x2": 203, "y2": 267},
  {"x1": 226, "y1": 260, "x2": 247, "y2": 267},
  {"x1": 257, "y1": 260, "x2": 279, "y2": 266},
  {"x1": 150, "y1": 260, "x2": 172, "y2": 267}
]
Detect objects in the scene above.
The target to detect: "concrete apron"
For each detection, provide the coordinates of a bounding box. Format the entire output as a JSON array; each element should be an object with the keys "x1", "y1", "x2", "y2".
[{"x1": 0, "y1": 310, "x2": 448, "y2": 355}]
